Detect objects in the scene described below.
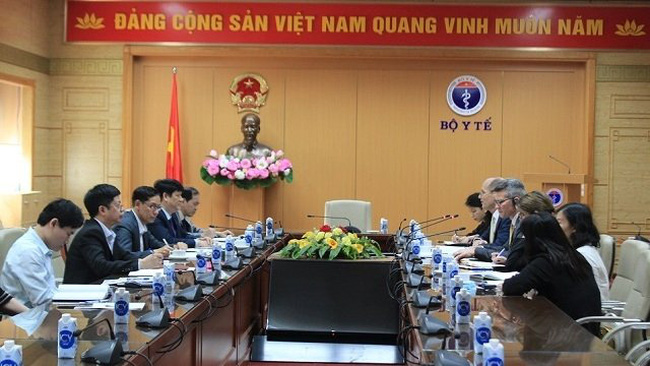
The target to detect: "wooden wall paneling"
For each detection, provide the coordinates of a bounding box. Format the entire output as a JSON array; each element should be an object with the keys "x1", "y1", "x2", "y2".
[
  {"x1": 356, "y1": 70, "x2": 430, "y2": 232},
  {"x1": 108, "y1": 129, "x2": 122, "y2": 189},
  {"x1": 63, "y1": 120, "x2": 108, "y2": 210},
  {"x1": 283, "y1": 69, "x2": 357, "y2": 231},
  {"x1": 428, "y1": 70, "x2": 504, "y2": 234},
  {"x1": 32, "y1": 176, "x2": 62, "y2": 206},
  {"x1": 502, "y1": 67, "x2": 585, "y2": 183},
  {"x1": 33, "y1": 127, "x2": 63, "y2": 176},
  {"x1": 608, "y1": 128, "x2": 650, "y2": 233}
]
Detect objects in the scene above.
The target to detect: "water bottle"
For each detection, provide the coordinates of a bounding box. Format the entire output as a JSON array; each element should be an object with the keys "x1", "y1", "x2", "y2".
[
  {"x1": 113, "y1": 288, "x2": 130, "y2": 324},
  {"x1": 474, "y1": 312, "x2": 492, "y2": 354},
  {"x1": 265, "y1": 217, "x2": 274, "y2": 237},
  {"x1": 244, "y1": 225, "x2": 254, "y2": 246},
  {"x1": 409, "y1": 219, "x2": 417, "y2": 234},
  {"x1": 152, "y1": 272, "x2": 166, "y2": 298},
  {"x1": 255, "y1": 221, "x2": 263, "y2": 237},
  {"x1": 380, "y1": 218, "x2": 388, "y2": 234},
  {"x1": 431, "y1": 246, "x2": 442, "y2": 271},
  {"x1": 411, "y1": 233, "x2": 422, "y2": 258},
  {"x1": 212, "y1": 242, "x2": 222, "y2": 274},
  {"x1": 0, "y1": 340, "x2": 22, "y2": 366},
  {"x1": 163, "y1": 260, "x2": 175, "y2": 294},
  {"x1": 225, "y1": 235, "x2": 235, "y2": 260},
  {"x1": 58, "y1": 313, "x2": 77, "y2": 359},
  {"x1": 115, "y1": 323, "x2": 129, "y2": 351},
  {"x1": 456, "y1": 288, "x2": 471, "y2": 324},
  {"x1": 482, "y1": 339, "x2": 504, "y2": 366},
  {"x1": 196, "y1": 252, "x2": 208, "y2": 274},
  {"x1": 449, "y1": 275, "x2": 463, "y2": 307},
  {"x1": 445, "y1": 260, "x2": 459, "y2": 302},
  {"x1": 441, "y1": 256, "x2": 450, "y2": 294}
]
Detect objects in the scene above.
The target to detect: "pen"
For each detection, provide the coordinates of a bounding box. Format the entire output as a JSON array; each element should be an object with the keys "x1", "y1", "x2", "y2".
[{"x1": 496, "y1": 248, "x2": 506, "y2": 257}]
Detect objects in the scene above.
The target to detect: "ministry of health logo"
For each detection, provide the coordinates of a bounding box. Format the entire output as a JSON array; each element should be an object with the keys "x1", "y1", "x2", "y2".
[{"x1": 446, "y1": 75, "x2": 487, "y2": 116}]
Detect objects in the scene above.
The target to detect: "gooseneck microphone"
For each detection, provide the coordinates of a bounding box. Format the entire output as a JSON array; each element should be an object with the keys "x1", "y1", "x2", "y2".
[
  {"x1": 306, "y1": 214, "x2": 352, "y2": 227},
  {"x1": 548, "y1": 155, "x2": 571, "y2": 174},
  {"x1": 225, "y1": 213, "x2": 257, "y2": 223},
  {"x1": 416, "y1": 214, "x2": 459, "y2": 233},
  {"x1": 135, "y1": 290, "x2": 170, "y2": 329},
  {"x1": 77, "y1": 318, "x2": 123, "y2": 365}
]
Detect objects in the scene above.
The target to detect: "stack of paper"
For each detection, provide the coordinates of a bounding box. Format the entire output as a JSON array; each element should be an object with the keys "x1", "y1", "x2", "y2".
[{"x1": 53, "y1": 284, "x2": 110, "y2": 301}]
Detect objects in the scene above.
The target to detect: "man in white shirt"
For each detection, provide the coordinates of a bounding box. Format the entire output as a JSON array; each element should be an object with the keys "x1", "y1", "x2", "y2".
[{"x1": 0, "y1": 199, "x2": 84, "y2": 307}]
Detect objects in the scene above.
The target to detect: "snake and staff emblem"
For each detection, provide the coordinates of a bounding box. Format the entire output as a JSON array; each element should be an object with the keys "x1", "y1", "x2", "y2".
[{"x1": 447, "y1": 75, "x2": 487, "y2": 116}]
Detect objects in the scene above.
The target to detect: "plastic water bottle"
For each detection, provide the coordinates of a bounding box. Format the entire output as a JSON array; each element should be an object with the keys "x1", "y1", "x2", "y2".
[
  {"x1": 474, "y1": 312, "x2": 492, "y2": 354},
  {"x1": 196, "y1": 252, "x2": 208, "y2": 274},
  {"x1": 411, "y1": 233, "x2": 422, "y2": 258},
  {"x1": 212, "y1": 242, "x2": 222, "y2": 273},
  {"x1": 152, "y1": 272, "x2": 166, "y2": 298},
  {"x1": 431, "y1": 246, "x2": 442, "y2": 270},
  {"x1": 225, "y1": 235, "x2": 235, "y2": 260},
  {"x1": 456, "y1": 288, "x2": 471, "y2": 324},
  {"x1": 265, "y1": 217, "x2": 274, "y2": 237},
  {"x1": 409, "y1": 219, "x2": 417, "y2": 234},
  {"x1": 445, "y1": 260, "x2": 459, "y2": 302},
  {"x1": 380, "y1": 218, "x2": 388, "y2": 234},
  {"x1": 0, "y1": 340, "x2": 22, "y2": 366},
  {"x1": 449, "y1": 275, "x2": 463, "y2": 307},
  {"x1": 113, "y1": 288, "x2": 130, "y2": 324},
  {"x1": 114, "y1": 323, "x2": 129, "y2": 351},
  {"x1": 482, "y1": 339, "x2": 504, "y2": 366},
  {"x1": 163, "y1": 260, "x2": 175, "y2": 294},
  {"x1": 244, "y1": 225, "x2": 254, "y2": 246},
  {"x1": 255, "y1": 221, "x2": 263, "y2": 237},
  {"x1": 58, "y1": 313, "x2": 77, "y2": 359}
]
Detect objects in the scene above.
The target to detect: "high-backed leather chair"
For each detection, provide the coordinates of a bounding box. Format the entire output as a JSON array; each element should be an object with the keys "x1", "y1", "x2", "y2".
[
  {"x1": 598, "y1": 234, "x2": 615, "y2": 279},
  {"x1": 324, "y1": 200, "x2": 372, "y2": 233},
  {"x1": 609, "y1": 240, "x2": 650, "y2": 302},
  {"x1": 0, "y1": 228, "x2": 27, "y2": 272}
]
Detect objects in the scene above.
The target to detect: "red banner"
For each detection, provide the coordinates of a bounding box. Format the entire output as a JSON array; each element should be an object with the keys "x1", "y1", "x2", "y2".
[{"x1": 66, "y1": 1, "x2": 650, "y2": 49}]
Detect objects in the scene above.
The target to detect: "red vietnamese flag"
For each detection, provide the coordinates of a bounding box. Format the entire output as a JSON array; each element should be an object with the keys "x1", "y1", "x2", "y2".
[{"x1": 165, "y1": 69, "x2": 183, "y2": 183}]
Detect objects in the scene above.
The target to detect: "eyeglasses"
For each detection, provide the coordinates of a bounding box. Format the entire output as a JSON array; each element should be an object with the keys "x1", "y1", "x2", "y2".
[
  {"x1": 494, "y1": 197, "x2": 514, "y2": 206},
  {"x1": 145, "y1": 203, "x2": 162, "y2": 211}
]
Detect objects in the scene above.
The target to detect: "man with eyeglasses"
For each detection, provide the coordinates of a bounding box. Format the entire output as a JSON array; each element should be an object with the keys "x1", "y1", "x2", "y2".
[
  {"x1": 114, "y1": 186, "x2": 174, "y2": 259},
  {"x1": 454, "y1": 177, "x2": 513, "y2": 262},
  {"x1": 64, "y1": 184, "x2": 164, "y2": 284}
]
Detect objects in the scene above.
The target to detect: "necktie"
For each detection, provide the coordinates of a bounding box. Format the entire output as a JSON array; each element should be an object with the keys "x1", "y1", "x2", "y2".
[
  {"x1": 508, "y1": 224, "x2": 515, "y2": 248},
  {"x1": 489, "y1": 214, "x2": 499, "y2": 243},
  {"x1": 169, "y1": 217, "x2": 178, "y2": 237}
]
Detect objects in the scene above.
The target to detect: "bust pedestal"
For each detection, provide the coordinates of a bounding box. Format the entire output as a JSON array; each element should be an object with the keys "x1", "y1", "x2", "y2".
[{"x1": 228, "y1": 186, "x2": 265, "y2": 228}]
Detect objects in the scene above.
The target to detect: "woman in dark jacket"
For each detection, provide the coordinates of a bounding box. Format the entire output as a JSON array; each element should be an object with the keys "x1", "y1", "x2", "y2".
[{"x1": 502, "y1": 212, "x2": 601, "y2": 336}]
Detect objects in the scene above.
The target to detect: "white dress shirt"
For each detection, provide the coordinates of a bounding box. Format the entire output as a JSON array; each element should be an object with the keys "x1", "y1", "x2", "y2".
[
  {"x1": 0, "y1": 228, "x2": 56, "y2": 307},
  {"x1": 132, "y1": 209, "x2": 148, "y2": 252},
  {"x1": 94, "y1": 218, "x2": 116, "y2": 253},
  {"x1": 489, "y1": 209, "x2": 500, "y2": 243}
]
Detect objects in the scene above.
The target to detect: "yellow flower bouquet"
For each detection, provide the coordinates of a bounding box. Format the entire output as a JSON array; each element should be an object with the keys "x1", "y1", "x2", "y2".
[{"x1": 280, "y1": 225, "x2": 383, "y2": 260}]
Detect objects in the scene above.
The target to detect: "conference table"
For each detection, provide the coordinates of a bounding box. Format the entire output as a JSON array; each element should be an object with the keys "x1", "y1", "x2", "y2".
[{"x1": 0, "y1": 233, "x2": 629, "y2": 365}]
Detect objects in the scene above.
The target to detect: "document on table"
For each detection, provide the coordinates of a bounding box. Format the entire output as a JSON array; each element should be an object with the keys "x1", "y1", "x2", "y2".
[
  {"x1": 128, "y1": 268, "x2": 164, "y2": 277},
  {"x1": 74, "y1": 302, "x2": 146, "y2": 311},
  {"x1": 459, "y1": 259, "x2": 505, "y2": 270},
  {"x1": 53, "y1": 284, "x2": 110, "y2": 301}
]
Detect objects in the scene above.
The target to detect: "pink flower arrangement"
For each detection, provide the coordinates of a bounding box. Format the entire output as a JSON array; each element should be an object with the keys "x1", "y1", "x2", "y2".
[{"x1": 200, "y1": 150, "x2": 294, "y2": 190}]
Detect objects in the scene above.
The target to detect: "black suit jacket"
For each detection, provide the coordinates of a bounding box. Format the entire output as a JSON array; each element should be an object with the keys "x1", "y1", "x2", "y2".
[
  {"x1": 147, "y1": 210, "x2": 195, "y2": 247},
  {"x1": 474, "y1": 215, "x2": 512, "y2": 261},
  {"x1": 114, "y1": 211, "x2": 165, "y2": 259},
  {"x1": 63, "y1": 219, "x2": 139, "y2": 284}
]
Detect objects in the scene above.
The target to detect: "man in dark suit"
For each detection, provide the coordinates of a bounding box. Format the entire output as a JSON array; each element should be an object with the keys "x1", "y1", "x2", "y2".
[
  {"x1": 63, "y1": 184, "x2": 163, "y2": 284},
  {"x1": 115, "y1": 186, "x2": 174, "y2": 259},
  {"x1": 147, "y1": 179, "x2": 210, "y2": 248}
]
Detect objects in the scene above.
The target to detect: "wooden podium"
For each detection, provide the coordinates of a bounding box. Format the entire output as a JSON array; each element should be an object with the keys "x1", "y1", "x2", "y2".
[
  {"x1": 523, "y1": 173, "x2": 589, "y2": 207},
  {"x1": 228, "y1": 186, "x2": 265, "y2": 229}
]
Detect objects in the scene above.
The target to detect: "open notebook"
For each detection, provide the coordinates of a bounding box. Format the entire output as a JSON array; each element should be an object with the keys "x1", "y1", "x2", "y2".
[{"x1": 52, "y1": 284, "x2": 110, "y2": 301}]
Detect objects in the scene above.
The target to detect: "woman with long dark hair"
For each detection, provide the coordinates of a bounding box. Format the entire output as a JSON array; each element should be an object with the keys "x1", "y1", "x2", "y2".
[
  {"x1": 502, "y1": 212, "x2": 601, "y2": 335},
  {"x1": 556, "y1": 203, "x2": 609, "y2": 301}
]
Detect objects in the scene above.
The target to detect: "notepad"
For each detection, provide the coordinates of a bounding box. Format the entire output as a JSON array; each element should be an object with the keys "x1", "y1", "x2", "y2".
[{"x1": 53, "y1": 284, "x2": 110, "y2": 301}]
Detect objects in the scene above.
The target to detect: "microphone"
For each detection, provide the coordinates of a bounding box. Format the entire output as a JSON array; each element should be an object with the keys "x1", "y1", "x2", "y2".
[
  {"x1": 135, "y1": 290, "x2": 170, "y2": 329},
  {"x1": 405, "y1": 227, "x2": 466, "y2": 248},
  {"x1": 632, "y1": 222, "x2": 650, "y2": 243},
  {"x1": 548, "y1": 155, "x2": 571, "y2": 174},
  {"x1": 174, "y1": 271, "x2": 205, "y2": 301},
  {"x1": 416, "y1": 214, "x2": 459, "y2": 233},
  {"x1": 306, "y1": 214, "x2": 360, "y2": 233},
  {"x1": 77, "y1": 318, "x2": 123, "y2": 365},
  {"x1": 225, "y1": 213, "x2": 257, "y2": 223}
]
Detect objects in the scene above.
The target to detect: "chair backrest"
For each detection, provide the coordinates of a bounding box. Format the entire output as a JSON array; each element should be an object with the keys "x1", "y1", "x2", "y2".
[
  {"x1": 622, "y1": 250, "x2": 650, "y2": 320},
  {"x1": 324, "y1": 200, "x2": 372, "y2": 233},
  {"x1": 598, "y1": 234, "x2": 615, "y2": 279},
  {"x1": 610, "y1": 240, "x2": 650, "y2": 302},
  {"x1": 0, "y1": 227, "x2": 27, "y2": 272}
]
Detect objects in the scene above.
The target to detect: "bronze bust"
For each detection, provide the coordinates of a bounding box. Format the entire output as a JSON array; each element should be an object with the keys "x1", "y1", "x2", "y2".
[{"x1": 226, "y1": 113, "x2": 273, "y2": 159}]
